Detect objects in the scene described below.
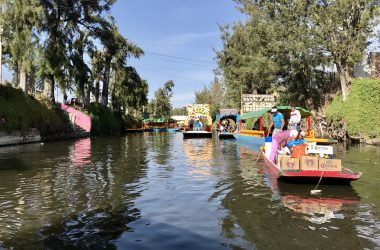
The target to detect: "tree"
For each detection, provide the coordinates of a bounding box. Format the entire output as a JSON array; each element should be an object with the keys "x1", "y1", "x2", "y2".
[
  {"x1": 195, "y1": 77, "x2": 224, "y2": 120},
  {"x1": 0, "y1": 0, "x2": 42, "y2": 93},
  {"x1": 149, "y1": 80, "x2": 175, "y2": 118},
  {"x1": 311, "y1": 0, "x2": 379, "y2": 101},
  {"x1": 217, "y1": 0, "x2": 373, "y2": 109}
]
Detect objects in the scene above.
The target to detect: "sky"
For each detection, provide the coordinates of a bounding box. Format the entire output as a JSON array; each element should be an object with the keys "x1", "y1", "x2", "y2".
[{"x1": 110, "y1": 0, "x2": 244, "y2": 108}]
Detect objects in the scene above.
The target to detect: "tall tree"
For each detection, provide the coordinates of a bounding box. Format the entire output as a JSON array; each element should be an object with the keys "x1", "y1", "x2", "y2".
[
  {"x1": 0, "y1": 0, "x2": 42, "y2": 93},
  {"x1": 311, "y1": 0, "x2": 379, "y2": 101},
  {"x1": 149, "y1": 80, "x2": 175, "y2": 118}
]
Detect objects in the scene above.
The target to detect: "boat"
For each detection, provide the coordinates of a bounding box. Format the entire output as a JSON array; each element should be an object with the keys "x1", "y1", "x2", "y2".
[
  {"x1": 143, "y1": 118, "x2": 169, "y2": 132},
  {"x1": 234, "y1": 106, "x2": 338, "y2": 146},
  {"x1": 124, "y1": 128, "x2": 143, "y2": 133},
  {"x1": 183, "y1": 130, "x2": 212, "y2": 139},
  {"x1": 183, "y1": 104, "x2": 213, "y2": 139},
  {"x1": 218, "y1": 132, "x2": 235, "y2": 139},
  {"x1": 216, "y1": 108, "x2": 240, "y2": 140},
  {"x1": 260, "y1": 147, "x2": 362, "y2": 184},
  {"x1": 168, "y1": 127, "x2": 181, "y2": 132}
]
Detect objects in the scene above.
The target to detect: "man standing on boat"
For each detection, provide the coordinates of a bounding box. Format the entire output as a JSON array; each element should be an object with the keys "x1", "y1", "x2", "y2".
[
  {"x1": 288, "y1": 105, "x2": 301, "y2": 130},
  {"x1": 269, "y1": 129, "x2": 298, "y2": 162},
  {"x1": 268, "y1": 106, "x2": 285, "y2": 137}
]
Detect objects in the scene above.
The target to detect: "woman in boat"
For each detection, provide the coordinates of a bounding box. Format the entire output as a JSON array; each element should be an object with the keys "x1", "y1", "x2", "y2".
[{"x1": 269, "y1": 129, "x2": 298, "y2": 162}]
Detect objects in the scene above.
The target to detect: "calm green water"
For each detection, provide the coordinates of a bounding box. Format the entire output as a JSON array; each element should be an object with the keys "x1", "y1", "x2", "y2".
[{"x1": 0, "y1": 133, "x2": 379, "y2": 249}]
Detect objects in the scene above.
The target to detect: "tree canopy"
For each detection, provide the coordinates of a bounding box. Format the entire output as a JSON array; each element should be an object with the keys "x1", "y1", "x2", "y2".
[{"x1": 216, "y1": 0, "x2": 379, "y2": 109}]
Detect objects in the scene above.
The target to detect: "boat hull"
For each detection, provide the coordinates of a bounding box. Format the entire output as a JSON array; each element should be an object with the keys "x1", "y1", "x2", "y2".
[
  {"x1": 218, "y1": 132, "x2": 235, "y2": 139},
  {"x1": 261, "y1": 149, "x2": 361, "y2": 184},
  {"x1": 153, "y1": 128, "x2": 168, "y2": 133},
  {"x1": 183, "y1": 131, "x2": 212, "y2": 139}
]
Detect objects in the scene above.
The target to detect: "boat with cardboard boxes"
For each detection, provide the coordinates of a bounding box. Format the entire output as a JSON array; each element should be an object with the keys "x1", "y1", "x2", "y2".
[{"x1": 261, "y1": 138, "x2": 362, "y2": 184}]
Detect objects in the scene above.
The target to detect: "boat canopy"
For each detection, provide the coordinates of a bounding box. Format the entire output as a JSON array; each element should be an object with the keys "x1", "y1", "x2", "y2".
[
  {"x1": 143, "y1": 118, "x2": 168, "y2": 123},
  {"x1": 241, "y1": 106, "x2": 311, "y2": 120}
]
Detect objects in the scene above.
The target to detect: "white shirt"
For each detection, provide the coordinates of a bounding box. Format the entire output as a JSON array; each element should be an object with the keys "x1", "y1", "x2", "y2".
[{"x1": 290, "y1": 110, "x2": 301, "y2": 124}]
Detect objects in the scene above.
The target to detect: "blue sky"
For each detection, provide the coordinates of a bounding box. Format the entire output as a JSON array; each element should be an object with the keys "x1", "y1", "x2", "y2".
[{"x1": 111, "y1": 0, "x2": 244, "y2": 108}]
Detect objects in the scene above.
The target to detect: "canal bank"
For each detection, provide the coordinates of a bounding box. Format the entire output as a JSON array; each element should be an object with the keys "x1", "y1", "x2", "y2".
[
  {"x1": 0, "y1": 85, "x2": 142, "y2": 146},
  {"x1": 0, "y1": 133, "x2": 379, "y2": 249}
]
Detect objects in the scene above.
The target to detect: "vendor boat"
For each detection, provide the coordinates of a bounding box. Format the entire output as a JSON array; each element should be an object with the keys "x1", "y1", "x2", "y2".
[{"x1": 260, "y1": 147, "x2": 362, "y2": 184}]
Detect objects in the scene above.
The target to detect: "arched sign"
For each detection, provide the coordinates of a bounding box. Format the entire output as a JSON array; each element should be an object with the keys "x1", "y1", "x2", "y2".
[{"x1": 185, "y1": 104, "x2": 212, "y2": 126}]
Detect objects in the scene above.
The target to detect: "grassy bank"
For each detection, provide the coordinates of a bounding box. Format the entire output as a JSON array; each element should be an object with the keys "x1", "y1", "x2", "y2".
[
  {"x1": 326, "y1": 78, "x2": 380, "y2": 139},
  {"x1": 0, "y1": 85, "x2": 72, "y2": 137}
]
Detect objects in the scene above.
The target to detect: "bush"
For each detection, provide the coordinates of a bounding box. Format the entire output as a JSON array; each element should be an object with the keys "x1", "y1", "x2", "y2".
[
  {"x1": 326, "y1": 78, "x2": 380, "y2": 138},
  {"x1": 0, "y1": 85, "x2": 71, "y2": 136},
  {"x1": 88, "y1": 103, "x2": 122, "y2": 134}
]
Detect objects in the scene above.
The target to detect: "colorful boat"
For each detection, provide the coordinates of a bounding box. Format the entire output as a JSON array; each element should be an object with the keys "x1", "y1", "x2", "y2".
[
  {"x1": 260, "y1": 147, "x2": 362, "y2": 184},
  {"x1": 235, "y1": 106, "x2": 338, "y2": 145},
  {"x1": 143, "y1": 118, "x2": 170, "y2": 132},
  {"x1": 183, "y1": 104, "x2": 213, "y2": 139}
]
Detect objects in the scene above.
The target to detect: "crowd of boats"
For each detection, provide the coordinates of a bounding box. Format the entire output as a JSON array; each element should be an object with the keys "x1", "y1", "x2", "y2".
[{"x1": 125, "y1": 105, "x2": 362, "y2": 185}]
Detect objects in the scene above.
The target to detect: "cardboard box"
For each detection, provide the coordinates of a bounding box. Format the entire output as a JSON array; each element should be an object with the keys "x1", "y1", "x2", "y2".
[
  {"x1": 309, "y1": 153, "x2": 333, "y2": 159},
  {"x1": 319, "y1": 159, "x2": 342, "y2": 171},
  {"x1": 280, "y1": 155, "x2": 300, "y2": 170},
  {"x1": 300, "y1": 156, "x2": 319, "y2": 170}
]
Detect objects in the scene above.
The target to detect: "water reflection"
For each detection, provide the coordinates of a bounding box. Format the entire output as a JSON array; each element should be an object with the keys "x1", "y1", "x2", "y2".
[
  {"x1": 183, "y1": 138, "x2": 213, "y2": 177},
  {"x1": 0, "y1": 136, "x2": 149, "y2": 248},
  {"x1": 70, "y1": 138, "x2": 91, "y2": 167}
]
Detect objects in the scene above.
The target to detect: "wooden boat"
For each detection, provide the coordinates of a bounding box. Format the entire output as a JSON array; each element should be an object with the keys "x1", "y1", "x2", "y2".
[
  {"x1": 260, "y1": 148, "x2": 362, "y2": 184},
  {"x1": 236, "y1": 106, "x2": 338, "y2": 145},
  {"x1": 183, "y1": 131, "x2": 212, "y2": 139}
]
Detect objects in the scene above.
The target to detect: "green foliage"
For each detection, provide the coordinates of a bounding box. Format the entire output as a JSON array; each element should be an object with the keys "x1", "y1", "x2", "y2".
[
  {"x1": 217, "y1": 0, "x2": 378, "y2": 109},
  {"x1": 194, "y1": 78, "x2": 224, "y2": 120},
  {"x1": 0, "y1": 85, "x2": 71, "y2": 135},
  {"x1": 326, "y1": 79, "x2": 380, "y2": 138},
  {"x1": 148, "y1": 80, "x2": 175, "y2": 118},
  {"x1": 88, "y1": 103, "x2": 122, "y2": 134}
]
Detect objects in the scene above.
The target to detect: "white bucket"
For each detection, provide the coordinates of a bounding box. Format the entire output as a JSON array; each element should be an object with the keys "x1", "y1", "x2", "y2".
[{"x1": 265, "y1": 142, "x2": 272, "y2": 157}]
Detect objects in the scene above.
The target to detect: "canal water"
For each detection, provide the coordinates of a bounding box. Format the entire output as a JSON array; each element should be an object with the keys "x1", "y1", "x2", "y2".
[{"x1": 0, "y1": 133, "x2": 379, "y2": 249}]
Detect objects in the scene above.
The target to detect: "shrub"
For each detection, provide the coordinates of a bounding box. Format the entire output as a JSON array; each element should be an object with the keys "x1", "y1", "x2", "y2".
[{"x1": 326, "y1": 78, "x2": 380, "y2": 138}]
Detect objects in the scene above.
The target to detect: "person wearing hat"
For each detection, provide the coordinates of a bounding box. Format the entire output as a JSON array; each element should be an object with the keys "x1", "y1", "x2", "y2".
[
  {"x1": 269, "y1": 129, "x2": 299, "y2": 162},
  {"x1": 267, "y1": 106, "x2": 284, "y2": 137}
]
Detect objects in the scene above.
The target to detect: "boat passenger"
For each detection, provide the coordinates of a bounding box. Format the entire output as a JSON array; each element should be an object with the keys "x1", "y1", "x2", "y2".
[
  {"x1": 195, "y1": 120, "x2": 202, "y2": 131},
  {"x1": 288, "y1": 105, "x2": 301, "y2": 130},
  {"x1": 269, "y1": 129, "x2": 298, "y2": 162},
  {"x1": 219, "y1": 124, "x2": 225, "y2": 132},
  {"x1": 189, "y1": 119, "x2": 194, "y2": 131},
  {"x1": 267, "y1": 106, "x2": 285, "y2": 137}
]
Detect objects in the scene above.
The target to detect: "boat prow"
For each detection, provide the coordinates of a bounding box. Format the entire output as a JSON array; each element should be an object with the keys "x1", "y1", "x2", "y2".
[{"x1": 260, "y1": 148, "x2": 362, "y2": 184}]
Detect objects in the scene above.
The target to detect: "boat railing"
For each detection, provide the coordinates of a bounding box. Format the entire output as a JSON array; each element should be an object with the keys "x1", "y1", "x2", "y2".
[{"x1": 240, "y1": 130, "x2": 265, "y2": 137}]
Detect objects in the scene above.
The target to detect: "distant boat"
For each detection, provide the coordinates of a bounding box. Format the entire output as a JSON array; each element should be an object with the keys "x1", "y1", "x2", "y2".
[{"x1": 183, "y1": 131, "x2": 212, "y2": 139}]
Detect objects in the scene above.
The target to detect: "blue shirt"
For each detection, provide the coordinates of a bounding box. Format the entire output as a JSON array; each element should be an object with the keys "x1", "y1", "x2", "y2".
[{"x1": 272, "y1": 112, "x2": 284, "y2": 129}]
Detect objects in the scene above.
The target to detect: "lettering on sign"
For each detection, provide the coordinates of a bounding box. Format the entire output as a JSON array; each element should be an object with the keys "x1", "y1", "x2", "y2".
[{"x1": 241, "y1": 94, "x2": 275, "y2": 114}]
